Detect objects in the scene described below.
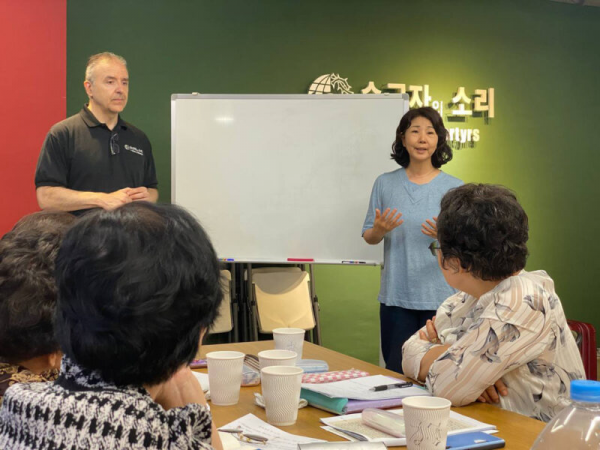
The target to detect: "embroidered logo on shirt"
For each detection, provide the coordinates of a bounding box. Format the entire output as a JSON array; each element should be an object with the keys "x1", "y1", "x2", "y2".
[{"x1": 124, "y1": 144, "x2": 144, "y2": 156}]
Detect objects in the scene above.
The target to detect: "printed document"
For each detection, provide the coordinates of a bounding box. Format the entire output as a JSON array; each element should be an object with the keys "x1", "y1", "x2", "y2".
[{"x1": 221, "y1": 413, "x2": 324, "y2": 450}]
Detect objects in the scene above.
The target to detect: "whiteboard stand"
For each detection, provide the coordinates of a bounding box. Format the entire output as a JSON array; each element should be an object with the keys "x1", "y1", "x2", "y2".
[
  {"x1": 230, "y1": 263, "x2": 239, "y2": 343},
  {"x1": 308, "y1": 264, "x2": 322, "y2": 345},
  {"x1": 247, "y1": 263, "x2": 258, "y2": 341},
  {"x1": 240, "y1": 263, "x2": 252, "y2": 342}
]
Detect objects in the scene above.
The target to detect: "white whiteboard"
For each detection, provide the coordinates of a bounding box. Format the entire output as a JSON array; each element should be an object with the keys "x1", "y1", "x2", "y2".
[{"x1": 171, "y1": 94, "x2": 408, "y2": 264}]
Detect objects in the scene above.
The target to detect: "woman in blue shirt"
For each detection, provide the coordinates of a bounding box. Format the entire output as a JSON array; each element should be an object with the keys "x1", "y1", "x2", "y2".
[{"x1": 362, "y1": 107, "x2": 462, "y2": 373}]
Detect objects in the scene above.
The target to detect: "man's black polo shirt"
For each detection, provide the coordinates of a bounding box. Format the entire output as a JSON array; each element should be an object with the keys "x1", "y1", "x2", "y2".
[{"x1": 35, "y1": 106, "x2": 158, "y2": 195}]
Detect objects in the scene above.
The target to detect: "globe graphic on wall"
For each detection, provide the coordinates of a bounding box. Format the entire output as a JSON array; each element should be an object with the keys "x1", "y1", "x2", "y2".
[
  {"x1": 307, "y1": 74, "x2": 353, "y2": 95},
  {"x1": 308, "y1": 74, "x2": 334, "y2": 94}
]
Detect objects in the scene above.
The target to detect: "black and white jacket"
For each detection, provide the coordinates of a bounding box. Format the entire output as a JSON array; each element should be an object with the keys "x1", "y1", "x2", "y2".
[{"x1": 0, "y1": 357, "x2": 214, "y2": 449}]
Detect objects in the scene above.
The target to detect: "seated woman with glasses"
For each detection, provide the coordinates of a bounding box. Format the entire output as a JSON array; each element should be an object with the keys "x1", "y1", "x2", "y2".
[
  {"x1": 0, "y1": 203, "x2": 223, "y2": 449},
  {"x1": 0, "y1": 211, "x2": 75, "y2": 404},
  {"x1": 402, "y1": 184, "x2": 585, "y2": 422}
]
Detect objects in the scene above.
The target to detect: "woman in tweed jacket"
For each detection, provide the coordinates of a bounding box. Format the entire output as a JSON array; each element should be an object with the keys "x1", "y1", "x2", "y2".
[{"x1": 0, "y1": 203, "x2": 224, "y2": 449}]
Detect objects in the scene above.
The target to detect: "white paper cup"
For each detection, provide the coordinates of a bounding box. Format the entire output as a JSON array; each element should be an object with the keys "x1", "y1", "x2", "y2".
[
  {"x1": 206, "y1": 351, "x2": 244, "y2": 406},
  {"x1": 258, "y1": 349, "x2": 297, "y2": 370},
  {"x1": 402, "y1": 396, "x2": 452, "y2": 450},
  {"x1": 273, "y1": 327, "x2": 305, "y2": 364},
  {"x1": 260, "y1": 365, "x2": 304, "y2": 426}
]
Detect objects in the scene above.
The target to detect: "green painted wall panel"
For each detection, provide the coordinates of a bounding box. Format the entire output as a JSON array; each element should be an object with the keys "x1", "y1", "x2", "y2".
[
  {"x1": 314, "y1": 265, "x2": 382, "y2": 364},
  {"x1": 67, "y1": 0, "x2": 600, "y2": 364}
]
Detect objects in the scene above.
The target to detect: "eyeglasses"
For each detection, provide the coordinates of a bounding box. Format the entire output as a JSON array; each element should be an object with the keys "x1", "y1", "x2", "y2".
[
  {"x1": 428, "y1": 240, "x2": 441, "y2": 257},
  {"x1": 218, "y1": 427, "x2": 268, "y2": 445},
  {"x1": 110, "y1": 133, "x2": 120, "y2": 155}
]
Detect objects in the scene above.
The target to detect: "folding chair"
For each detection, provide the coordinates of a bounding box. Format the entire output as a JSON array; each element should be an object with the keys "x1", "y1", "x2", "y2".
[
  {"x1": 251, "y1": 270, "x2": 316, "y2": 340},
  {"x1": 567, "y1": 319, "x2": 597, "y2": 380}
]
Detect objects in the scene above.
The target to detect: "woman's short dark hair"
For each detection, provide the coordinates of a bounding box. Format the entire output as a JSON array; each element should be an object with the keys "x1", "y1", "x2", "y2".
[
  {"x1": 437, "y1": 184, "x2": 529, "y2": 281},
  {"x1": 390, "y1": 107, "x2": 453, "y2": 168},
  {"x1": 0, "y1": 211, "x2": 76, "y2": 364},
  {"x1": 54, "y1": 202, "x2": 223, "y2": 386}
]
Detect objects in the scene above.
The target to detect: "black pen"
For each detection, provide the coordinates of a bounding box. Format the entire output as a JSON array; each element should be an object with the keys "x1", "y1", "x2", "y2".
[{"x1": 370, "y1": 382, "x2": 413, "y2": 392}]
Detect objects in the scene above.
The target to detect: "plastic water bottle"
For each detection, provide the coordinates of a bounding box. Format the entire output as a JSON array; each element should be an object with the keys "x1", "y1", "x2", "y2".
[{"x1": 531, "y1": 380, "x2": 600, "y2": 449}]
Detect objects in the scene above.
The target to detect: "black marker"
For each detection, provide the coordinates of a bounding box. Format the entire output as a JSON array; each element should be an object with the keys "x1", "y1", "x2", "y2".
[{"x1": 370, "y1": 382, "x2": 413, "y2": 392}]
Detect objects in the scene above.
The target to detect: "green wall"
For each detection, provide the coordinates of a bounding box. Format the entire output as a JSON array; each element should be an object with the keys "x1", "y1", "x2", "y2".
[{"x1": 67, "y1": 0, "x2": 600, "y2": 364}]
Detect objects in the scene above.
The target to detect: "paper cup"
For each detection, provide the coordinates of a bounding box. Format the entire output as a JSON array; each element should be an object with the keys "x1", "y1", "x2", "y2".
[
  {"x1": 402, "y1": 396, "x2": 451, "y2": 450},
  {"x1": 258, "y1": 349, "x2": 297, "y2": 370},
  {"x1": 260, "y1": 365, "x2": 304, "y2": 426},
  {"x1": 206, "y1": 351, "x2": 244, "y2": 406},
  {"x1": 273, "y1": 327, "x2": 305, "y2": 364}
]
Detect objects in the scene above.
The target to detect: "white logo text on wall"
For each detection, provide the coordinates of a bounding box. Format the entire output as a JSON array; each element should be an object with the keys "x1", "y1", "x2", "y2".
[{"x1": 308, "y1": 74, "x2": 494, "y2": 148}]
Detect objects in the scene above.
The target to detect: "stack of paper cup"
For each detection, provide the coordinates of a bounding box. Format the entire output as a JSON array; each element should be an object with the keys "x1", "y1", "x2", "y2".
[
  {"x1": 402, "y1": 396, "x2": 452, "y2": 450},
  {"x1": 206, "y1": 351, "x2": 245, "y2": 406},
  {"x1": 273, "y1": 327, "x2": 305, "y2": 364}
]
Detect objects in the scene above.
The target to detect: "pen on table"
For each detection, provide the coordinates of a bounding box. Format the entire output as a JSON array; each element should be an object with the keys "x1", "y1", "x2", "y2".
[
  {"x1": 370, "y1": 382, "x2": 413, "y2": 392},
  {"x1": 218, "y1": 428, "x2": 268, "y2": 444}
]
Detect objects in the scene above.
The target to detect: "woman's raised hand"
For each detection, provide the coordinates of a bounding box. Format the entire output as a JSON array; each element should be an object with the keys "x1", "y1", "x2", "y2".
[
  {"x1": 363, "y1": 207, "x2": 404, "y2": 244},
  {"x1": 421, "y1": 216, "x2": 438, "y2": 238},
  {"x1": 373, "y1": 208, "x2": 404, "y2": 234}
]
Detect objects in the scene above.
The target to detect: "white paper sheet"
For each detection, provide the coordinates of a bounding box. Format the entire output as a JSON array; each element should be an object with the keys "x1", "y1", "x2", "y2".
[
  {"x1": 301, "y1": 375, "x2": 429, "y2": 400},
  {"x1": 192, "y1": 371, "x2": 210, "y2": 392},
  {"x1": 221, "y1": 413, "x2": 325, "y2": 450}
]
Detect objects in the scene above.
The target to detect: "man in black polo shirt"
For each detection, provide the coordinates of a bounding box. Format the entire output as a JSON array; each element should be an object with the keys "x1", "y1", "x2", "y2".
[{"x1": 35, "y1": 52, "x2": 158, "y2": 214}]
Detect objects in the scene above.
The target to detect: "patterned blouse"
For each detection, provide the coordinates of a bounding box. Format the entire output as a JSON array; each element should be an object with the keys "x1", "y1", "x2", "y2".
[
  {"x1": 0, "y1": 357, "x2": 214, "y2": 449},
  {"x1": 0, "y1": 363, "x2": 58, "y2": 405},
  {"x1": 402, "y1": 270, "x2": 586, "y2": 422}
]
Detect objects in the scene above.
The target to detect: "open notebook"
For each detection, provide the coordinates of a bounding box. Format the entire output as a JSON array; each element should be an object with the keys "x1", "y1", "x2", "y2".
[{"x1": 301, "y1": 375, "x2": 430, "y2": 414}]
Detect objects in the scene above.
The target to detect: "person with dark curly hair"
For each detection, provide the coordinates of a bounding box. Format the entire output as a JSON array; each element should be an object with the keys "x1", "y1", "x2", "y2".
[
  {"x1": 402, "y1": 184, "x2": 585, "y2": 422},
  {"x1": 362, "y1": 107, "x2": 462, "y2": 373},
  {"x1": 0, "y1": 202, "x2": 224, "y2": 449},
  {"x1": 0, "y1": 211, "x2": 76, "y2": 404}
]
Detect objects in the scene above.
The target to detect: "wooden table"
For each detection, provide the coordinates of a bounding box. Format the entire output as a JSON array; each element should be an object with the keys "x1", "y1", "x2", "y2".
[{"x1": 197, "y1": 341, "x2": 545, "y2": 449}]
